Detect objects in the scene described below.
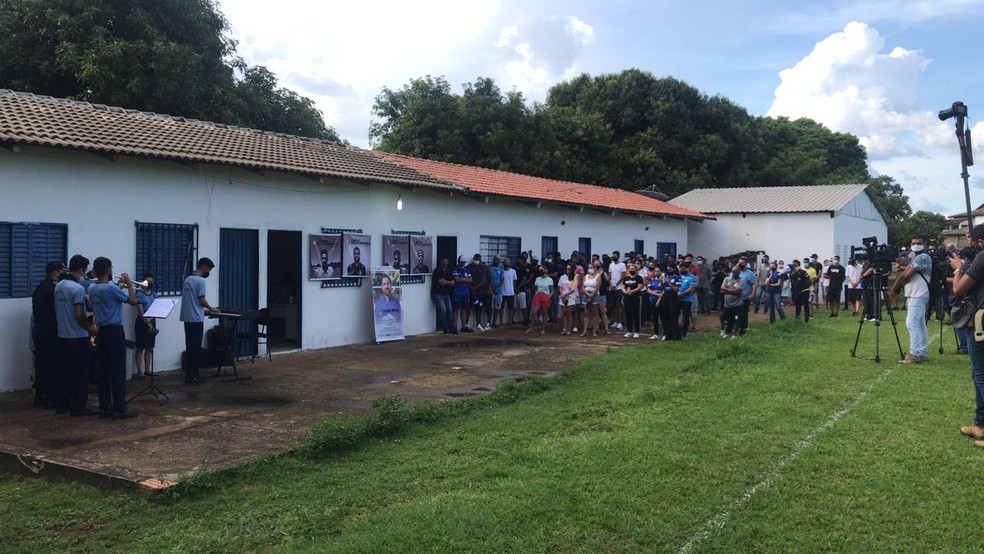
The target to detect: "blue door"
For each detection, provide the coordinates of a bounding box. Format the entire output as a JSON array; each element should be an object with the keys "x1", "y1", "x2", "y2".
[{"x1": 220, "y1": 228, "x2": 259, "y2": 355}]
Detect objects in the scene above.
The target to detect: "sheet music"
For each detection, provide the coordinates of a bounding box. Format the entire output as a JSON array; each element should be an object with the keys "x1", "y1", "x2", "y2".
[{"x1": 144, "y1": 298, "x2": 177, "y2": 319}]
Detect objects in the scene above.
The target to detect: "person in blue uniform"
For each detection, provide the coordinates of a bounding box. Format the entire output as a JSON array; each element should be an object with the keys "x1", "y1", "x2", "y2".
[
  {"x1": 133, "y1": 273, "x2": 157, "y2": 379},
  {"x1": 54, "y1": 255, "x2": 98, "y2": 416},
  {"x1": 88, "y1": 257, "x2": 138, "y2": 419},
  {"x1": 180, "y1": 257, "x2": 218, "y2": 384}
]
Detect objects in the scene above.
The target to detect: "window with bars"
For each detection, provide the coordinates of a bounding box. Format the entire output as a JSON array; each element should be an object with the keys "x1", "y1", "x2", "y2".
[
  {"x1": 0, "y1": 222, "x2": 68, "y2": 299},
  {"x1": 657, "y1": 241, "x2": 677, "y2": 260},
  {"x1": 135, "y1": 222, "x2": 198, "y2": 296},
  {"x1": 480, "y1": 235, "x2": 522, "y2": 262}
]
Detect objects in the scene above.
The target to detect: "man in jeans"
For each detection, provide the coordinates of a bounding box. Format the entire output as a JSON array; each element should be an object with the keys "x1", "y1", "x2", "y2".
[
  {"x1": 951, "y1": 226, "x2": 984, "y2": 444},
  {"x1": 888, "y1": 234, "x2": 933, "y2": 364}
]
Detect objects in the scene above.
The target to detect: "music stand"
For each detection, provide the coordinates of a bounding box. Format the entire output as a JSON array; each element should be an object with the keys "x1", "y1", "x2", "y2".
[{"x1": 129, "y1": 299, "x2": 177, "y2": 404}]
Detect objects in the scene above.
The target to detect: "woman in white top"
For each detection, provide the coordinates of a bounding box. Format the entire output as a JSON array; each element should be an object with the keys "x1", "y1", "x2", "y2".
[
  {"x1": 558, "y1": 264, "x2": 579, "y2": 335},
  {"x1": 580, "y1": 262, "x2": 602, "y2": 337}
]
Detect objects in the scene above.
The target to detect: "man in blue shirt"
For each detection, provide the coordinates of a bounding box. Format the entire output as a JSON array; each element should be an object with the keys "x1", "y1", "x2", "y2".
[
  {"x1": 677, "y1": 265, "x2": 698, "y2": 338},
  {"x1": 54, "y1": 254, "x2": 98, "y2": 416},
  {"x1": 180, "y1": 257, "x2": 218, "y2": 383},
  {"x1": 738, "y1": 261, "x2": 757, "y2": 335},
  {"x1": 374, "y1": 273, "x2": 402, "y2": 323},
  {"x1": 88, "y1": 257, "x2": 138, "y2": 419}
]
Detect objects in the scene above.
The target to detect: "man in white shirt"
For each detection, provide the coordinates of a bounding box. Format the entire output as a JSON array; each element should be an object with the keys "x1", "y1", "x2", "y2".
[{"x1": 608, "y1": 251, "x2": 627, "y2": 330}]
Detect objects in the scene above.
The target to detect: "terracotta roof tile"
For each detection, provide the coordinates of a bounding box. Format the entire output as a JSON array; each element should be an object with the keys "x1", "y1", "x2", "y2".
[
  {"x1": 375, "y1": 152, "x2": 710, "y2": 220},
  {"x1": 0, "y1": 90, "x2": 460, "y2": 192}
]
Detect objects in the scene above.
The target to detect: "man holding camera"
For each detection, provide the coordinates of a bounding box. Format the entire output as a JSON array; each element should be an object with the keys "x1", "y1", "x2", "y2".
[{"x1": 888, "y1": 235, "x2": 933, "y2": 364}]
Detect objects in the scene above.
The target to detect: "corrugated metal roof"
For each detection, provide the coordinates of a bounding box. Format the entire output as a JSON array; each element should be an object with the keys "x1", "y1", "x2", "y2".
[
  {"x1": 670, "y1": 184, "x2": 869, "y2": 214},
  {"x1": 376, "y1": 152, "x2": 712, "y2": 220},
  {"x1": 0, "y1": 89, "x2": 462, "y2": 192}
]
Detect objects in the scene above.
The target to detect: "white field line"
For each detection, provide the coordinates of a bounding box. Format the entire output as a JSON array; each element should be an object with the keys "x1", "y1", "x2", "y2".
[{"x1": 678, "y1": 334, "x2": 932, "y2": 553}]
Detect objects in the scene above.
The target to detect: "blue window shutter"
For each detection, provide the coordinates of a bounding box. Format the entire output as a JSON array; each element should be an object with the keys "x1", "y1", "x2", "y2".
[
  {"x1": 10, "y1": 224, "x2": 32, "y2": 297},
  {"x1": 0, "y1": 224, "x2": 10, "y2": 297}
]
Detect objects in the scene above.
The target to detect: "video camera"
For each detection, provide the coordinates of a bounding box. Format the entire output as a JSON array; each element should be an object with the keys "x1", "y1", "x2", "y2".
[{"x1": 852, "y1": 236, "x2": 897, "y2": 274}]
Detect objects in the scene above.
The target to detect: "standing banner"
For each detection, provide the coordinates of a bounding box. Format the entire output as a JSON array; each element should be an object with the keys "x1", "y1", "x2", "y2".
[
  {"x1": 371, "y1": 268, "x2": 404, "y2": 342},
  {"x1": 410, "y1": 236, "x2": 434, "y2": 275},
  {"x1": 382, "y1": 234, "x2": 411, "y2": 274},
  {"x1": 309, "y1": 234, "x2": 342, "y2": 280},
  {"x1": 343, "y1": 233, "x2": 370, "y2": 277}
]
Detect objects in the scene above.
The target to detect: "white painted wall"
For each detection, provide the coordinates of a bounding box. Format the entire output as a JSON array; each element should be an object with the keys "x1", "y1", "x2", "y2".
[
  {"x1": 0, "y1": 145, "x2": 691, "y2": 390},
  {"x1": 686, "y1": 208, "x2": 886, "y2": 264}
]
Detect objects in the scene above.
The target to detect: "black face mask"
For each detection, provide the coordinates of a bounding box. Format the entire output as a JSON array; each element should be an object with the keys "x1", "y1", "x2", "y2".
[{"x1": 202, "y1": 271, "x2": 211, "y2": 279}]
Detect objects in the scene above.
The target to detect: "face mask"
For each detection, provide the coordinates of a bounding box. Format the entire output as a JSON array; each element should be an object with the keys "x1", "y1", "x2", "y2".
[
  {"x1": 545, "y1": 258, "x2": 553, "y2": 264},
  {"x1": 770, "y1": 267, "x2": 777, "y2": 271},
  {"x1": 811, "y1": 257, "x2": 817, "y2": 262},
  {"x1": 588, "y1": 268, "x2": 596, "y2": 275},
  {"x1": 911, "y1": 244, "x2": 924, "y2": 252},
  {"x1": 202, "y1": 271, "x2": 211, "y2": 278}
]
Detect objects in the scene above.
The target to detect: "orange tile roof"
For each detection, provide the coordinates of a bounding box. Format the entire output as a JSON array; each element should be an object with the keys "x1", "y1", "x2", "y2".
[
  {"x1": 0, "y1": 90, "x2": 460, "y2": 192},
  {"x1": 375, "y1": 152, "x2": 711, "y2": 220}
]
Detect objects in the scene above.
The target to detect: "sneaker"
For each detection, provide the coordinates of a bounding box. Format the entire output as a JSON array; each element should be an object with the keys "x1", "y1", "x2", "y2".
[
  {"x1": 719, "y1": 330, "x2": 727, "y2": 338},
  {"x1": 899, "y1": 354, "x2": 922, "y2": 364},
  {"x1": 649, "y1": 334, "x2": 659, "y2": 340},
  {"x1": 462, "y1": 326, "x2": 474, "y2": 333},
  {"x1": 632, "y1": 333, "x2": 640, "y2": 339},
  {"x1": 961, "y1": 425, "x2": 984, "y2": 439},
  {"x1": 616, "y1": 323, "x2": 623, "y2": 330},
  {"x1": 661, "y1": 336, "x2": 667, "y2": 341},
  {"x1": 729, "y1": 335, "x2": 737, "y2": 340},
  {"x1": 624, "y1": 332, "x2": 632, "y2": 338},
  {"x1": 572, "y1": 327, "x2": 578, "y2": 333}
]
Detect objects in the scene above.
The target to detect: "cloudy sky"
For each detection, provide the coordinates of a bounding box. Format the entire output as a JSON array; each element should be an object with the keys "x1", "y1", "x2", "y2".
[{"x1": 218, "y1": 0, "x2": 984, "y2": 216}]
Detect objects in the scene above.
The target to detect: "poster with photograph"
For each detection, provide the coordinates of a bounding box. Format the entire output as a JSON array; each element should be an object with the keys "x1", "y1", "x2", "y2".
[
  {"x1": 371, "y1": 268, "x2": 404, "y2": 342},
  {"x1": 382, "y1": 234, "x2": 411, "y2": 275},
  {"x1": 409, "y1": 236, "x2": 434, "y2": 275},
  {"x1": 342, "y1": 233, "x2": 370, "y2": 277},
  {"x1": 309, "y1": 234, "x2": 341, "y2": 280}
]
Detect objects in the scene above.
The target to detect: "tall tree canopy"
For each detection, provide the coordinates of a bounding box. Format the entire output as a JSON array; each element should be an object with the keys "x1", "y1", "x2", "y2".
[
  {"x1": 371, "y1": 69, "x2": 871, "y2": 198},
  {"x1": 0, "y1": 0, "x2": 337, "y2": 141}
]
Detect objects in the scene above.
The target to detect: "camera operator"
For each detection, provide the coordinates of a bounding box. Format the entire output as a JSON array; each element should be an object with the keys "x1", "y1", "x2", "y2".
[
  {"x1": 950, "y1": 225, "x2": 984, "y2": 445},
  {"x1": 889, "y1": 235, "x2": 933, "y2": 363}
]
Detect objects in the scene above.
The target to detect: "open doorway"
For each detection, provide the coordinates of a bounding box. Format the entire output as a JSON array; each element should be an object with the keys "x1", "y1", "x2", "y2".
[{"x1": 267, "y1": 230, "x2": 302, "y2": 351}]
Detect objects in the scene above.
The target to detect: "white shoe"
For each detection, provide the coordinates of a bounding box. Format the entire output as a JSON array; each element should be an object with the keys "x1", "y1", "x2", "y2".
[
  {"x1": 729, "y1": 335, "x2": 737, "y2": 340},
  {"x1": 572, "y1": 327, "x2": 578, "y2": 333},
  {"x1": 719, "y1": 330, "x2": 727, "y2": 338},
  {"x1": 633, "y1": 333, "x2": 640, "y2": 339},
  {"x1": 661, "y1": 336, "x2": 667, "y2": 341},
  {"x1": 624, "y1": 332, "x2": 632, "y2": 338},
  {"x1": 649, "y1": 334, "x2": 659, "y2": 340},
  {"x1": 616, "y1": 323, "x2": 623, "y2": 330},
  {"x1": 478, "y1": 324, "x2": 488, "y2": 331}
]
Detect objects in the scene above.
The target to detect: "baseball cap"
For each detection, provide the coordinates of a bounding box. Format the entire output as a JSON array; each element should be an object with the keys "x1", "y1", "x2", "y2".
[
  {"x1": 457, "y1": 255, "x2": 467, "y2": 263},
  {"x1": 45, "y1": 261, "x2": 67, "y2": 275}
]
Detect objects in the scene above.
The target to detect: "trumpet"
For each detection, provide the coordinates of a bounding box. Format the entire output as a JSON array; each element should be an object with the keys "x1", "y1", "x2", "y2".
[{"x1": 115, "y1": 277, "x2": 151, "y2": 289}]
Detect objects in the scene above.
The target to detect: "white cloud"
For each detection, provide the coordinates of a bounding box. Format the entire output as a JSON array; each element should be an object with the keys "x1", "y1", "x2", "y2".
[
  {"x1": 493, "y1": 16, "x2": 595, "y2": 98},
  {"x1": 767, "y1": 21, "x2": 935, "y2": 157}
]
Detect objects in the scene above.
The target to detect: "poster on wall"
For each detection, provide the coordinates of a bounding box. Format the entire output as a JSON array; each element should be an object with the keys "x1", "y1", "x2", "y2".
[
  {"x1": 382, "y1": 234, "x2": 411, "y2": 275},
  {"x1": 309, "y1": 234, "x2": 341, "y2": 280},
  {"x1": 409, "y1": 236, "x2": 434, "y2": 275},
  {"x1": 371, "y1": 268, "x2": 404, "y2": 342},
  {"x1": 342, "y1": 233, "x2": 370, "y2": 277}
]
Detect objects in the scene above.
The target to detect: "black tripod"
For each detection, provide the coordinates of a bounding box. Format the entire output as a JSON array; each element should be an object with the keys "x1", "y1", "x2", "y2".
[
  {"x1": 128, "y1": 350, "x2": 168, "y2": 405},
  {"x1": 851, "y1": 270, "x2": 904, "y2": 362},
  {"x1": 928, "y1": 282, "x2": 960, "y2": 355}
]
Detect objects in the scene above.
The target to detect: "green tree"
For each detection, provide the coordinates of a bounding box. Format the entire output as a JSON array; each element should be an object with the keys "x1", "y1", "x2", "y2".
[
  {"x1": 0, "y1": 0, "x2": 336, "y2": 140},
  {"x1": 894, "y1": 211, "x2": 946, "y2": 245},
  {"x1": 864, "y1": 175, "x2": 913, "y2": 245}
]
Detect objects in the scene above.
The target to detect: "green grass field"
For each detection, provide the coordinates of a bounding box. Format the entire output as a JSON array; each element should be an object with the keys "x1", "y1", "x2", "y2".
[{"x1": 2, "y1": 311, "x2": 981, "y2": 553}]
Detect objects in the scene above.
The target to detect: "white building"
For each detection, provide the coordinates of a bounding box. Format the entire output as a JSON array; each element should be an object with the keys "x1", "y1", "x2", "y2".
[
  {"x1": 670, "y1": 184, "x2": 888, "y2": 263},
  {"x1": 0, "y1": 90, "x2": 708, "y2": 391}
]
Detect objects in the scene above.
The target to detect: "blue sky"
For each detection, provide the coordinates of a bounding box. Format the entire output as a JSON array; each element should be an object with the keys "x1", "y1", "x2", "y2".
[{"x1": 219, "y1": 0, "x2": 984, "y2": 217}]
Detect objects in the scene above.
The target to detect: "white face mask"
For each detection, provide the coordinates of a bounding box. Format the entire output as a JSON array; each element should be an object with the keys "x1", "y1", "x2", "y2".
[
  {"x1": 911, "y1": 244, "x2": 924, "y2": 252},
  {"x1": 588, "y1": 268, "x2": 596, "y2": 275}
]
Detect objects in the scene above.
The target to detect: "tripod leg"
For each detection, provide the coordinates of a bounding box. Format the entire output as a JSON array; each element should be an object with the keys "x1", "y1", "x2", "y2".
[
  {"x1": 851, "y1": 299, "x2": 869, "y2": 357},
  {"x1": 881, "y1": 288, "x2": 905, "y2": 360}
]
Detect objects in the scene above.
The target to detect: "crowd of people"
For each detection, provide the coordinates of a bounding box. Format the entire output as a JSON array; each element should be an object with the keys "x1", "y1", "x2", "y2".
[{"x1": 428, "y1": 248, "x2": 877, "y2": 342}]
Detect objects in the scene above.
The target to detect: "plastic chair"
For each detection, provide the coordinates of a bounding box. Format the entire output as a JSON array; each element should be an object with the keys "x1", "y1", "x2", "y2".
[{"x1": 238, "y1": 308, "x2": 272, "y2": 363}]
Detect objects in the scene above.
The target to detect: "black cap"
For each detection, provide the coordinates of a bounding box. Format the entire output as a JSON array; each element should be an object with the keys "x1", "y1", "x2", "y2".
[{"x1": 45, "y1": 261, "x2": 66, "y2": 275}]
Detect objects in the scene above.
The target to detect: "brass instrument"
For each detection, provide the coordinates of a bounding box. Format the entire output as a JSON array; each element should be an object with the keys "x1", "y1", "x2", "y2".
[{"x1": 115, "y1": 277, "x2": 150, "y2": 289}]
